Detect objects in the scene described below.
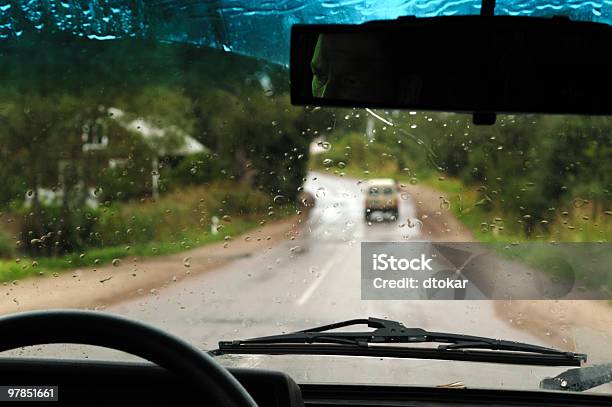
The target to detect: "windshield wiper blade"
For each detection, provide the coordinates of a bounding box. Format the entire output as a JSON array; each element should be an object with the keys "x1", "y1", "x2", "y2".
[
  {"x1": 225, "y1": 317, "x2": 581, "y2": 355},
  {"x1": 214, "y1": 317, "x2": 587, "y2": 367}
]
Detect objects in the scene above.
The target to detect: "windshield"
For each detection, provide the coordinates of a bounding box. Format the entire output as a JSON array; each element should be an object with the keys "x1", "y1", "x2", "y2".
[{"x1": 1, "y1": 0, "x2": 611, "y2": 395}]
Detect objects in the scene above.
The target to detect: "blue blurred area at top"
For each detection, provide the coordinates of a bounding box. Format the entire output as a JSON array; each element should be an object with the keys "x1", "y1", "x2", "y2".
[{"x1": 1, "y1": 1, "x2": 611, "y2": 65}]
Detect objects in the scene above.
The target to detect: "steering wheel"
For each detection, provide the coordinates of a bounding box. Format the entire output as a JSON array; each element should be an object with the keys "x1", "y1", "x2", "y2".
[{"x1": 0, "y1": 309, "x2": 257, "y2": 407}]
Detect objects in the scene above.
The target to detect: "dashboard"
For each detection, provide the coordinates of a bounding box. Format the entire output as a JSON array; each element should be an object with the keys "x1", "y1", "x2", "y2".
[{"x1": 2, "y1": 358, "x2": 611, "y2": 406}]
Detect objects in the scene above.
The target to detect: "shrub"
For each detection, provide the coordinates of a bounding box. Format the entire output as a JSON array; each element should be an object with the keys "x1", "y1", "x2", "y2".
[
  {"x1": 162, "y1": 152, "x2": 223, "y2": 188},
  {"x1": 93, "y1": 182, "x2": 272, "y2": 247},
  {"x1": 95, "y1": 199, "x2": 191, "y2": 246},
  {"x1": 19, "y1": 205, "x2": 101, "y2": 256},
  {"x1": 16, "y1": 182, "x2": 277, "y2": 258},
  {"x1": 203, "y1": 182, "x2": 271, "y2": 215},
  {"x1": 97, "y1": 165, "x2": 152, "y2": 203}
]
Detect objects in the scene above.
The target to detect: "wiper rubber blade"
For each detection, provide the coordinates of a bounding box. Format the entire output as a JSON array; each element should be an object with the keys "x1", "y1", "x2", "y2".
[
  {"x1": 540, "y1": 364, "x2": 612, "y2": 392},
  {"x1": 214, "y1": 317, "x2": 587, "y2": 367}
]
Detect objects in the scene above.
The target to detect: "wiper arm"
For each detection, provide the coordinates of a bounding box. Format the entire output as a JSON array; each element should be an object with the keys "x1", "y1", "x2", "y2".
[
  {"x1": 540, "y1": 364, "x2": 612, "y2": 392},
  {"x1": 214, "y1": 317, "x2": 587, "y2": 367}
]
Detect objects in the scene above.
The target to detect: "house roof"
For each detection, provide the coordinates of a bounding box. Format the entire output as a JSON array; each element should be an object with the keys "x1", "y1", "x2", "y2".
[{"x1": 108, "y1": 107, "x2": 206, "y2": 156}]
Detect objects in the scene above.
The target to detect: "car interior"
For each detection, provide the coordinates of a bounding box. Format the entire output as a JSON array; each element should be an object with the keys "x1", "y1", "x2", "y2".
[{"x1": 1, "y1": 0, "x2": 612, "y2": 406}]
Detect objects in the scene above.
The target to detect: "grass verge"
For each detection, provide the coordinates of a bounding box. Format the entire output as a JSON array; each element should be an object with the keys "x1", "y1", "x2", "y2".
[{"x1": 0, "y1": 218, "x2": 261, "y2": 283}]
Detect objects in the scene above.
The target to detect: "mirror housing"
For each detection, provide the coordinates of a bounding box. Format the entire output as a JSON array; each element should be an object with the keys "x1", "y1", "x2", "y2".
[{"x1": 291, "y1": 16, "x2": 612, "y2": 122}]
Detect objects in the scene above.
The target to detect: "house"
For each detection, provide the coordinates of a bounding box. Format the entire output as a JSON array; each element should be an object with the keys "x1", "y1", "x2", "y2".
[{"x1": 25, "y1": 108, "x2": 207, "y2": 206}]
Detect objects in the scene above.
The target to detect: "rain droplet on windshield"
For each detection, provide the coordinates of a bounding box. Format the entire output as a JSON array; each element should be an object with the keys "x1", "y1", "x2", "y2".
[
  {"x1": 318, "y1": 141, "x2": 331, "y2": 150},
  {"x1": 183, "y1": 257, "x2": 191, "y2": 268}
]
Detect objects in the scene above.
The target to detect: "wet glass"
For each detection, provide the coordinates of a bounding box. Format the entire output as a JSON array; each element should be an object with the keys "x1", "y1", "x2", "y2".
[{"x1": 0, "y1": 0, "x2": 610, "y2": 396}]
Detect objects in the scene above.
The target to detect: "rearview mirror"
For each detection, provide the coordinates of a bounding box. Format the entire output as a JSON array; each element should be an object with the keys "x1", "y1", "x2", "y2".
[{"x1": 291, "y1": 16, "x2": 612, "y2": 120}]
